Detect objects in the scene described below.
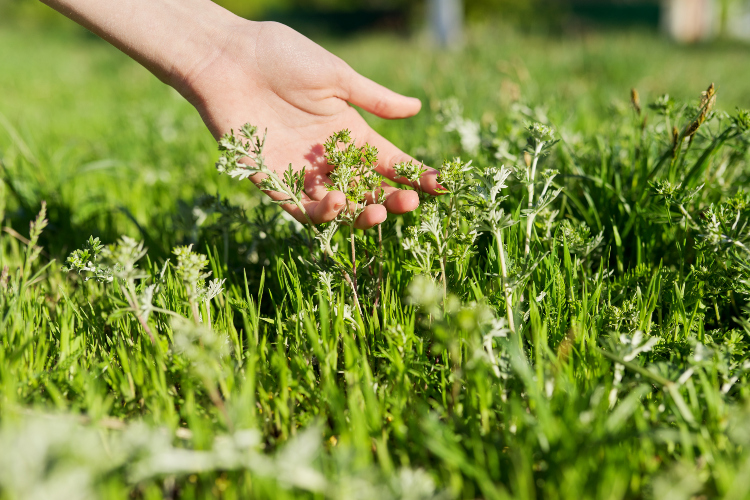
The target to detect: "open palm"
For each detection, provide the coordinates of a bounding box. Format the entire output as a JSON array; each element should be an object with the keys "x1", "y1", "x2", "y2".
[{"x1": 182, "y1": 21, "x2": 440, "y2": 229}]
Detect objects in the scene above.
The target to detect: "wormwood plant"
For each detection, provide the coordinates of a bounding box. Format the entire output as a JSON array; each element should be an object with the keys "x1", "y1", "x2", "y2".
[
  {"x1": 471, "y1": 165, "x2": 518, "y2": 331},
  {"x1": 7, "y1": 73, "x2": 750, "y2": 499},
  {"x1": 216, "y1": 124, "x2": 309, "y2": 221},
  {"x1": 63, "y1": 238, "x2": 227, "y2": 340},
  {"x1": 519, "y1": 123, "x2": 559, "y2": 256},
  {"x1": 399, "y1": 122, "x2": 561, "y2": 331},
  {"x1": 173, "y1": 244, "x2": 226, "y2": 328},
  {"x1": 216, "y1": 124, "x2": 392, "y2": 318},
  {"x1": 323, "y1": 129, "x2": 383, "y2": 312},
  {"x1": 63, "y1": 235, "x2": 158, "y2": 343},
  {"x1": 401, "y1": 158, "x2": 476, "y2": 303}
]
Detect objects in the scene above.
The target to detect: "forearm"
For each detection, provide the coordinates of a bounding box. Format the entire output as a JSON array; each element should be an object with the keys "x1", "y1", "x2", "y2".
[{"x1": 40, "y1": 0, "x2": 247, "y2": 94}]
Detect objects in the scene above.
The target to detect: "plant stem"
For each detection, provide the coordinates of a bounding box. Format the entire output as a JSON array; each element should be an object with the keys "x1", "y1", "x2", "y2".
[
  {"x1": 350, "y1": 225, "x2": 358, "y2": 295},
  {"x1": 204, "y1": 299, "x2": 212, "y2": 330},
  {"x1": 439, "y1": 255, "x2": 448, "y2": 304},
  {"x1": 267, "y1": 170, "x2": 320, "y2": 235},
  {"x1": 205, "y1": 381, "x2": 234, "y2": 432},
  {"x1": 439, "y1": 196, "x2": 455, "y2": 302},
  {"x1": 345, "y1": 221, "x2": 365, "y2": 319},
  {"x1": 525, "y1": 142, "x2": 544, "y2": 256},
  {"x1": 342, "y1": 270, "x2": 363, "y2": 319},
  {"x1": 495, "y1": 229, "x2": 516, "y2": 334},
  {"x1": 374, "y1": 224, "x2": 383, "y2": 310},
  {"x1": 123, "y1": 286, "x2": 156, "y2": 344},
  {"x1": 189, "y1": 298, "x2": 201, "y2": 325}
]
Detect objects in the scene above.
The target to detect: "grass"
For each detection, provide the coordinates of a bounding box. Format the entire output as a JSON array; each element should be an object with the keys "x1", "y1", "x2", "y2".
[{"x1": 3, "y1": 19, "x2": 750, "y2": 499}]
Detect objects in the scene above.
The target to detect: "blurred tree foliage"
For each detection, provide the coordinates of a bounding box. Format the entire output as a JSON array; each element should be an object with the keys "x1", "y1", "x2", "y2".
[
  {"x1": 465, "y1": 0, "x2": 543, "y2": 23},
  {"x1": 215, "y1": 0, "x2": 545, "y2": 19},
  {"x1": 216, "y1": 0, "x2": 405, "y2": 16},
  {"x1": 1, "y1": 0, "x2": 548, "y2": 29},
  {"x1": 213, "y1": 0, "x2": 292, "y2": 18}
]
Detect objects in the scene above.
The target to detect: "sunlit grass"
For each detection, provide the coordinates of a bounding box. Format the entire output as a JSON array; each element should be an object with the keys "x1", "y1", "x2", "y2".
[{"x1": 2, "y1": 21, "x2": 750, "y2": 499}]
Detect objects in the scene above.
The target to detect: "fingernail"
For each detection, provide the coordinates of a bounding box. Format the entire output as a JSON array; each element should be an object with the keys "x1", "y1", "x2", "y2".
[{"x1": 334, "y1": 202, "x2": 345, "y2": 210}]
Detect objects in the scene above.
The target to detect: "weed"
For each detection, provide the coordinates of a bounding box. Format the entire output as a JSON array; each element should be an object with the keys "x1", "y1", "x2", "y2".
[{"x1": 4, "y1": 31, "x2": 750, "y2": 498}]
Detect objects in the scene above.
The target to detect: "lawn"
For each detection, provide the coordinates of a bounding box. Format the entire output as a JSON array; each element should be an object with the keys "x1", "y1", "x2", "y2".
[{"x1": 2, "y1": 18, "x2": 750, "y2": 499}]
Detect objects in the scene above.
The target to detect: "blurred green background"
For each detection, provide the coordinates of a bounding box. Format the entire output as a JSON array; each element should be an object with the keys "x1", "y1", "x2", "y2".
[
  {"x1": 0, "y1": 0, "x2": 655, "y2": 33},
  {"x1": 1, "y1": 0, "x2": 743, "y2": 33},
  {"x1": 1, "y1": 0, "x2": 542, "y2": 26}
]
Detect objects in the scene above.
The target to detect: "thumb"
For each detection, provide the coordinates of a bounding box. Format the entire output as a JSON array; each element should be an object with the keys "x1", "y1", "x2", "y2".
[{"x1": 345, "y1": 70, "x2": 421, "y2": 119}]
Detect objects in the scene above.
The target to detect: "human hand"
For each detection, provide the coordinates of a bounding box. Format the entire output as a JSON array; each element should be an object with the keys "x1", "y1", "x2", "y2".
[
  {"x1": 41, "y1": 0, "x2": 439, "y2": 228},
  {"x1": 178, "y1": 21, "x2": 441, "y2": 229}
]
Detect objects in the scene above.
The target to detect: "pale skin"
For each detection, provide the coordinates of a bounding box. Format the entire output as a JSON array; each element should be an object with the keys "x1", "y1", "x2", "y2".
[{"x1": 41, "y1": 0, "x2": 441, "y2": 229}]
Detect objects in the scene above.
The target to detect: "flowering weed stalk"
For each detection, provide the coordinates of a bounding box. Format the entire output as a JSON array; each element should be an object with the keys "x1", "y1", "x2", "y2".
[
  {"x1": 401, "y1": 158, "x2": 476, "y2": 304},
  {"x1": 323, "y1": 130, "x2": 382, "y2": 316},
  {"x1": 520, "y1": 123, "x2": 557, "y2": 256},
  {"x1": 64, "y1": 235, "x2": 156, "y2": 343},
  {"x1": 665, "y1": 83, "x2": 717, "y2": 184},
  {"x1": 172, "y1": 244, "x2": 226, "y2": 329},
  {"x1": 472, "y1": 165, "x2": 518, "y2": 332},
  {"x1": 216, "y1": 125, "x2": 392, "y2": 319}
]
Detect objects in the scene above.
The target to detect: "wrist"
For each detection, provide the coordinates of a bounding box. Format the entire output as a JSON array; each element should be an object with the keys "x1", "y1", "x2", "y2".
[
  {"x1": 163, "y1": 3, "x2": 254, "y2": 98},
  {"x1": 174, "y1": 19, "x2": 264, "y2": 134}
]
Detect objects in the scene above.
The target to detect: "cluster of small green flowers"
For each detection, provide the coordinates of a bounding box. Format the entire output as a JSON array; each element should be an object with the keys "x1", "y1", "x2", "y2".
[
  {"x1": 215, "y1": 124, "x2": 268, "y2": 181},
  {"x1": 436, "y1": 158, "x2": 473, "y2": 195},
  {"x1": 63, "y1": 236, "x2": 148, "y2": 283},
  {"x1": 63, "y1": 236, "x2": 112, "y2": 283},
  {"x1": 325, "y1": 129, "x2": 383, "y2": 219},
  {"x1": 393, "y1": 159, "x2": 428, "y2": 185},
  {"x1": 173, "y1": 244, "x2": 211, "y2": 301},
  {"x1": 527, "y1": 122, "x2": 556, "y2": 144}
]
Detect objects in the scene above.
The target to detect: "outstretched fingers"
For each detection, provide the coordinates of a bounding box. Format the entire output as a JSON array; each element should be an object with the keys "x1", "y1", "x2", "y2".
[
  {"x1": 266, "y1": 189, "x2": 347, "y2": 225},
  {"x1": 364, "y1": 182, "x2": 420, "y2": 214},
  {"x1": 260, "y1": 131, "x2": 431, "y2": 229},
  {"x1": 344, "y1": 69, "x2": 422, "y2": 120},
  {"x1": 306, "y1": 190, "x2": 347, "y2": 223},
  {"x1": 302, "y1": 161, "x2": 419, "y2": 224},
  {"x1": 270, "y1": 188, "x2": 386, "y2": 229},
  {"x1": 353, "y1": 204, "x2": 387, "y2": 229}
]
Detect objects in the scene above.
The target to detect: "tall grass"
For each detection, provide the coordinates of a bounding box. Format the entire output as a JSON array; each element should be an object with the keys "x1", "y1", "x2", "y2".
[{"x1": 2, "y1": 23, "x2": 750, "y2": 500}]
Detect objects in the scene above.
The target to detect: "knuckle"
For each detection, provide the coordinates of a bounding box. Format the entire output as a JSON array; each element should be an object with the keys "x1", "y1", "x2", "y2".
[{"x1": 370, "y1": 96, "x2": 391, "y2": 116}]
